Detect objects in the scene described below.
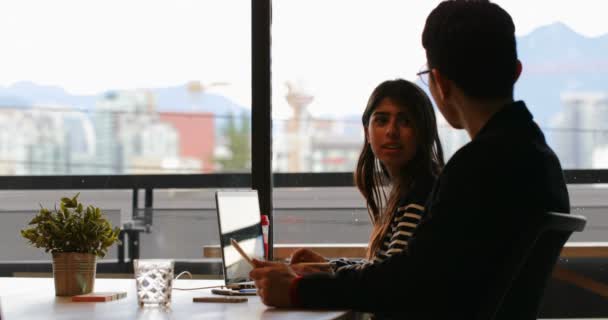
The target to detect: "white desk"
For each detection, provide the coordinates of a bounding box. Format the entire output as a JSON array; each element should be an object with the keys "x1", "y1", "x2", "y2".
[{"x1": 0, "y1": 277, "x2": 351, "y2": 320}]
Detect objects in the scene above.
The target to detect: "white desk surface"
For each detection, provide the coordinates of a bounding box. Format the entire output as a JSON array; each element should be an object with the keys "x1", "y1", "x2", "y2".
[{"x1": 0, "y1": 277, "x2": 351, "y2": 320}]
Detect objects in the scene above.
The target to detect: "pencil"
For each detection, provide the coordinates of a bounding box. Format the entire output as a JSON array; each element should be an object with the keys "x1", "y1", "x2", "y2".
[{"x1": 230, "y1": 238, "x2": 255, "y2": 267}]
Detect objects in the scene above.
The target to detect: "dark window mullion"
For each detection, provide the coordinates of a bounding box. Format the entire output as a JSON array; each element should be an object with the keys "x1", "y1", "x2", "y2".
[{"x1": 251, "y1": 0, "x2": 274, "y2": 260}]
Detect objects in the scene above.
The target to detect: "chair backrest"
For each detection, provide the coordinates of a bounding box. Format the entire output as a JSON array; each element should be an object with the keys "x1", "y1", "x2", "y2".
[{"x1": 478, "y1": 212, "x2": 586, "y2": 320}]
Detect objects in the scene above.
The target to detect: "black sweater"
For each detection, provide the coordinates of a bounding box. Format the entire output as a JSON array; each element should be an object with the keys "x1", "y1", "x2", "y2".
[{"x1": 295, "y1": 101, "x2": 570, "y2": 318}]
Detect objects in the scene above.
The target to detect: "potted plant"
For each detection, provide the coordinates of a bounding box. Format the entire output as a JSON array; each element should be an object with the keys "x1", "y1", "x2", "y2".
[{"x1": 20, "y1": 193, "x2": 121, "y2": 296}]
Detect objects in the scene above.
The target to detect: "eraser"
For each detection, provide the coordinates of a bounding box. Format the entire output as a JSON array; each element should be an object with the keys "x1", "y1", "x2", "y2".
[{"x1": 72, "y1": 292, "x2": 127, "y2": 302}]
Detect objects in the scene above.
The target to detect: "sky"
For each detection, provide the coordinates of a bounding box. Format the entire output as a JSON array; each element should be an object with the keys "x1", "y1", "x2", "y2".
[{"x1": 0, "y1": 0, "x2": 606, "y2": 119}]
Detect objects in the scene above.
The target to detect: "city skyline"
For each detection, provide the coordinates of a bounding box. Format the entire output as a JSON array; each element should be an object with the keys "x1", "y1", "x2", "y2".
[
  {"x1": 0, "y1": 21, "x2": 606, "y2": 126},
  {"x1": 0, "y1": 9, "x2": 606, "y2": 173},
  {"x1": 0, "y1": 1, "x2": 606, "y2": 119}
]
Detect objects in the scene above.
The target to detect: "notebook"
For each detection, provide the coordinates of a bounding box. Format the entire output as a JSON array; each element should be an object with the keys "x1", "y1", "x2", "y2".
[{"x1": 215, "y1": 190, "x2": 265, "y2": 286}]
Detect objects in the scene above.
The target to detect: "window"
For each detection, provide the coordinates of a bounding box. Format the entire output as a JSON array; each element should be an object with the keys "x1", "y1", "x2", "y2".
[
  {"x1": 271, "y1": 0, "x2": 608, "y2": 171},
  {"x1": 1, "y1": 2, "x2": 607, "y2": 297},
  {"x1": 270, "y1": 0, "x2": 608, "y2": 246},
  {"x1": 0, "y1": 1, "x2": 251, "y2": 273},
  {"x1": 0, "y1": 1, "x2": 251, "y2": 175}
]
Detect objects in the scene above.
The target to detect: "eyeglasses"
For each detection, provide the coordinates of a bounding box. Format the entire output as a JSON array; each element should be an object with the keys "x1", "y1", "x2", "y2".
[{"x1": 416, "y1": 64, "x2": 431, "y2": 86}]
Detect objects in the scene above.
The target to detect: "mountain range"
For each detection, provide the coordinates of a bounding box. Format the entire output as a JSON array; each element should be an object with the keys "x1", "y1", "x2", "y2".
[
  {"x1": 516, "y1": 22, "x2": 608, "y2": 126},
  {"x1": 0, "y1": 22, "x2": 606, "y2": 128},
  {"x1": 0, "y1": 81, "x2": 245, "y2": 116}
]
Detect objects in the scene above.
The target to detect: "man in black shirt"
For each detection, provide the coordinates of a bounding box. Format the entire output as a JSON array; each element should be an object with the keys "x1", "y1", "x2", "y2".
[{"x1": 250, "y1": 1, "x2": 570, "y2": 318}]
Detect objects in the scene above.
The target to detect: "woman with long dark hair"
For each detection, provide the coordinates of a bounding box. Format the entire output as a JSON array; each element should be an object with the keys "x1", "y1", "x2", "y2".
[{"x1": 290, "y1": 78, "x2": 444, "y2": 272}]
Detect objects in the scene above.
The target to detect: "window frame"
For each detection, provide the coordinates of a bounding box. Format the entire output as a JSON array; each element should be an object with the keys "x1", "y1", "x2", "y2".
[{"x1": 0, "y1": 0, "x2": 607, "y2": 273}]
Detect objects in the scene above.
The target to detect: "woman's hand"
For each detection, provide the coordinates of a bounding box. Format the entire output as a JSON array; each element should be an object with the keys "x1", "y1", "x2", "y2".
[
  {"x1": 289, "y1": 249, "x2": 332, "y2": 275},
  {"x1": 290, "y1": 262, "x2": 333, "y2": 275},
  {"x1": 289, "y1": 248, "x2": 326, "y2": 264}
]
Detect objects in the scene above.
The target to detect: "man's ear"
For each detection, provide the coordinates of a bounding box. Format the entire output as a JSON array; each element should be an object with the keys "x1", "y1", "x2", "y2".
[
  {"x1": 431, "y1": 69, "x2": 450, "y2": 102},
  {"x1": 514, "y1": 60, "x2": 523, "y2": 82}
]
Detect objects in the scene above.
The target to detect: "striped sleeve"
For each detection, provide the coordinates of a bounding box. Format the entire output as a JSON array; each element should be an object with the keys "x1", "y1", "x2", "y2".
[
  {"x1": 374, "y1": 203, "x2": 424, "y2": 261},
  {"x1": 334, "y1": 202, "x2": 425, "y2": 272},
  {"x1": 331, "y1": 257, "x2": 368, "y2": 271}
]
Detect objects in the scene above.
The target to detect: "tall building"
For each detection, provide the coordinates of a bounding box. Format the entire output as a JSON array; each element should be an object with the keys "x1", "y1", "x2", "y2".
[
  {"x1": 0, "y1": 109, "x2": 34, "y2": 175},
  {"x1": 63, "y1": 112, "x2": 96, "y2": 175},
  {"x1": 94, "y1": 90, "x2": 186, "y2": 174},
  {"x1": 26, "y1": 109, "x2": 67, "y2": 175},
  {"x1": 274, "y1": 82, "x2": 364, "y2": 172},
  {"x1": 283, "y1": 81, "x2": 314, "y2": 172},
  {"x1": 553, "y1": 92, "x2": 608, "y2": 168},
  {"x1": 118, "y1": 111, "x2": 181, "y2": 173},
  {"x1": 93, "y1": 91, "x2": 146, "y2": 174},
  {"x1": 0, "y1": 108, "x2": 67, "y2": 175},
  {"x1": 160, "y1": 112, "x2": 215, "y2": 172}
]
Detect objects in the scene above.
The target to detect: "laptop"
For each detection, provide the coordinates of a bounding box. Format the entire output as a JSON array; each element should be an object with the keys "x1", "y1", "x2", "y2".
[{"x1": 215, "y1": 190, "x2": 265, "y2": 287}]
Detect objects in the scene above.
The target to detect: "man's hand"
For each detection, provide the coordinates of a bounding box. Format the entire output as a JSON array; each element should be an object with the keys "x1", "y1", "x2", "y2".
[{"x1": 249, "y1": 259, "x2": 298, "y2": 307}]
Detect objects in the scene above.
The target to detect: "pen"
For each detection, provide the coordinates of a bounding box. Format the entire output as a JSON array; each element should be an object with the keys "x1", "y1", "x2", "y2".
[{"x1": 230, "y1": 238, "x2": 255, "y2": 267}]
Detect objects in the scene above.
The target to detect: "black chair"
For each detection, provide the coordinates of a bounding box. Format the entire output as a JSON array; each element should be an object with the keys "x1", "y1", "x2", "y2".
[{"x1": 479, "y1": 211, "x2": 587, "y2": 320}]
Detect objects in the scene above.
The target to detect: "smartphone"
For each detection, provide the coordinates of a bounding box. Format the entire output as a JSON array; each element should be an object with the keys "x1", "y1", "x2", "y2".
[
  {"x1": 193, "y1": 296, "x2": 248, "y2": 303},
  {"x1": 226, "y1": 283, "x2": 256, "y2": 290},
  {"x1": 230, "y1": 238, "x2": 255, "y2": 267},
  {"x1": 211, "y1": 288, "x2": 257, "y2": 296}
]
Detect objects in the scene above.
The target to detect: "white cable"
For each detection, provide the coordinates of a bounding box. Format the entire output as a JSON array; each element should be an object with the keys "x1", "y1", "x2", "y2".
[{"x1": 172, "y1": 270, "x2": 227, "y2": 291}]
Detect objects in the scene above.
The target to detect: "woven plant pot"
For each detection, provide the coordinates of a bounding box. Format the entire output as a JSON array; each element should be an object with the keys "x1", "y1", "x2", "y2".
[{"x1": 52, "y1": 252, "x2": 96, "y2": 296}]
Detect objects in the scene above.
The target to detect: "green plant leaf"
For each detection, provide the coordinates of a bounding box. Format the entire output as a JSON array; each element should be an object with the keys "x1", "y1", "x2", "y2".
[{"x1": 20, "y1": 193, "x2": 120, "y2": 258}]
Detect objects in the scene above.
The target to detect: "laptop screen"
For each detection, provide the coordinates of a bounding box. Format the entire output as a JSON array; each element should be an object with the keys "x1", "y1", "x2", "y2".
[{"x1": 215, "y1": 190, "x2": 265, "y2": 284}]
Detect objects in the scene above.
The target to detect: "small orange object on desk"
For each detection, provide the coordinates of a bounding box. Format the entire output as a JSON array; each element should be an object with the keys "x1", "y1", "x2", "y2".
[{"x1": 72, "y1": 292, "x2": 127, "y2": 302}]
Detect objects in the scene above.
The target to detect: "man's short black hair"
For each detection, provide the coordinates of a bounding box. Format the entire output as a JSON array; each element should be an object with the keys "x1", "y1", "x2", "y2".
[{"x1": 422, "y1": 0, "x2": 518, "y2": 100}]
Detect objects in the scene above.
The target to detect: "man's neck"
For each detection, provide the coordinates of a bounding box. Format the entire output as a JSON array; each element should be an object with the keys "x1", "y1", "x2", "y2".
[{"x1": 458, "y1": 97, "x2": 514, "y2": 139}]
